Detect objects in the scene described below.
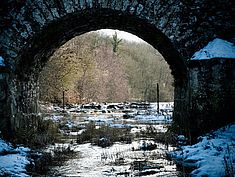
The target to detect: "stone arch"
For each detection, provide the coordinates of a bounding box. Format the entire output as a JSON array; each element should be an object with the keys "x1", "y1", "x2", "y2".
[
  {"x1": 16, "y1": 9, "x2": 187, "y2": 81},
  {"x1": 0, "y1": 0, "x2": 234, "y2": 139},
  {"x1": 14, "y1": 9, "x2": 187, "y2": 122},
  {"x1": 1, "y1": 0, "x2": 234, "y2": 72}
]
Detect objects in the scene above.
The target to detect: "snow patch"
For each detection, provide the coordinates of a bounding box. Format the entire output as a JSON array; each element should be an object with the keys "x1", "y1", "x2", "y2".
[
  {"x1": 192, "y1": 38, "x2": 235, "y2": 60},
  {"x1": 0, "y1": 154, "x2": 30, "y2": 177},
  {"x1": 0, "y1": 139, "x2": 13, "y2": 153},
  {"x1": 0, "y1": 138, "x2": 31, "y2": 177},
  {"x1": 0, "y1": 56, "x2": 6, "y2": 66}
]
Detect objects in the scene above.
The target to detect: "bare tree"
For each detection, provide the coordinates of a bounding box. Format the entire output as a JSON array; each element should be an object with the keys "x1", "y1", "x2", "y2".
[{"x1": 39, "y1": 31, "x2": 174, "y2": 104}]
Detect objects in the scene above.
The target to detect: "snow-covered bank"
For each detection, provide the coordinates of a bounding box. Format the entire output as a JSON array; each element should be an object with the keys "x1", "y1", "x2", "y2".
[
  {"x1": 171, "y1": 123, "x2": 235, "y2": 176},
  {"x1": 0, "y1": 138, "x2": 31, "y2": 177}
]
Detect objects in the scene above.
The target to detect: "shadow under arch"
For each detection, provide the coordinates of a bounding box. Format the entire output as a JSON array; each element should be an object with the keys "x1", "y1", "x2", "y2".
[{"x1": 16, "y1": 9, "x2": 187, "y2": 84}]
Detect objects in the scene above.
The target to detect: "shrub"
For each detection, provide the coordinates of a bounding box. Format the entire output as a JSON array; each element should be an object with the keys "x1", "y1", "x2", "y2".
[
  {"x1": 14, "y1": 115, "x2": 60, "y2": 148},
  {"x1": 77, "y1": 122, "x2": 132, "y2": 147},
  {"x1": 27, "y1": 144, "x2": 75, "y2": 176},
  {"x1": 138, "y1": 125, "x2": 177, "y2": 146}
]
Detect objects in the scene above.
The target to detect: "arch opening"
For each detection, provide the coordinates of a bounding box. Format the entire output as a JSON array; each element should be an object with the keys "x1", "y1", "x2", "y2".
[{"x1": 38, "y1": 29, "x2": 175, "y2": 105}]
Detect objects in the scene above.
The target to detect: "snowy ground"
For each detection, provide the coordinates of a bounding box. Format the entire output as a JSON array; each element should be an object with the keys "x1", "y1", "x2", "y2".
[
  {"x1": 0, "y1": 56, "x2": 5, "y2": 66},
  {"x1": 0, "y1": 138, "x2": 31, "y2": 177},
  {"x1": 171, "y1": 123, "x2": 235, "y2": 176}
]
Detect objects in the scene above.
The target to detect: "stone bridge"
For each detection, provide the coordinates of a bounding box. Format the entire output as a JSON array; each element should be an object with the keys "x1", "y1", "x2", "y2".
[{"x1": 0, "y1": 0, "x2": 234, "y2": 141}]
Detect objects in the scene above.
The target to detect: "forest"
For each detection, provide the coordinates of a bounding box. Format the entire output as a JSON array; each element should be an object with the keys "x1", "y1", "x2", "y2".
[{"x1": 39, "y1": 31, "x2": 174, "y2": 104}]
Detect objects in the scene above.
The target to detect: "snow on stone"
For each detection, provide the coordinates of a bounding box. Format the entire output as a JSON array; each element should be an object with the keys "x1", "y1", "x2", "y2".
[
  {"x1": 0, "y1": 56, "x2": 6, "y2": 66},
  {"x1": 192, "y1": 38, "x2": 235, "y2": 60},
  {"x1": 171, "y1": 123, "x2": 235, "y2": 176},
  {"x1": 0, "y1": 138, "x2": 30, "y2": 177}
]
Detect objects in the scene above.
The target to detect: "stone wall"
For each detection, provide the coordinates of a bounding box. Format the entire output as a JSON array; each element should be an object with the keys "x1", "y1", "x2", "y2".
[
  {"x1": 0, "y1": 67, "x2": 12, "y2": 138},
  {"x1": 0, "y1": 67, "x2": 40, "y2": 139},
  {"x1": 188, "y1": 58, "x2": 235, "y2": 137},
  {"x1": 11, "y1": 74, "x2": 40, "y2": 132}
]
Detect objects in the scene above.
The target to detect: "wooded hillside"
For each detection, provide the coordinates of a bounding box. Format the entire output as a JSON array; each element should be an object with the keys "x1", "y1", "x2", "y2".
[{"x1": 39, "y1": 31, "x2": 174, "y2": 104}]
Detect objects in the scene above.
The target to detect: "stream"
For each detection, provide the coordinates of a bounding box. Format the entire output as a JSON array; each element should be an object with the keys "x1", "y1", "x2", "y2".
[{"x1": 40, "y1": 103, "x2": 182, "y2": 176}]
